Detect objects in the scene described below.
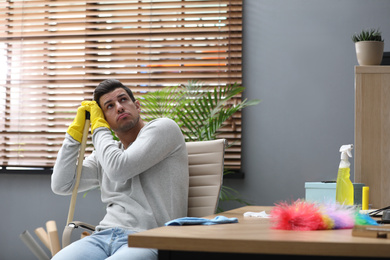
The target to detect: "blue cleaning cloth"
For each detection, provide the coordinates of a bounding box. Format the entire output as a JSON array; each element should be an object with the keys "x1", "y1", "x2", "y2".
[{"x1": 165, "y1": 216, "x2": 238, "y2": 226}]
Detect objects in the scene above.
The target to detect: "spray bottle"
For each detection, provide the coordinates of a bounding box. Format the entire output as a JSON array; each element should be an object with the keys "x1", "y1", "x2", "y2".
[{"x1": 336, "y1": 144, "x2": 354, "y2": 205}]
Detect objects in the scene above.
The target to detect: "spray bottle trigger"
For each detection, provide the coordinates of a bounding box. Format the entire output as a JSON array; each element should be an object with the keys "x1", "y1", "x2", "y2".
[{"x1": 339, "y1": 144, "x2": 353, "y2": 158}]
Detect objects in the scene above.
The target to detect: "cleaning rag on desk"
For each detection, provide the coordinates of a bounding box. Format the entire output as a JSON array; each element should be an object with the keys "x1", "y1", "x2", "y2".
[
  {"x1": 243, "y1": 211, "x2": 271, "y2": 218},
  {"x1": 165, "y1": 216, "x2": 238, "y2": 226}
]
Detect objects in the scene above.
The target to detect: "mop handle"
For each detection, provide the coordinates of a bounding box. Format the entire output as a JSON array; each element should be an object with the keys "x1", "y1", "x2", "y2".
[{"x1": 66, "y1": 111, "x2": 90, "y2": 225}]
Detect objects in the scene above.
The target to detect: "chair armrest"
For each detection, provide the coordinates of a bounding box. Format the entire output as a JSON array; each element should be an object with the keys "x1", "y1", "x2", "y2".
[{"x1": 62, "y1": 221, "x2": 96, "y2": 248}]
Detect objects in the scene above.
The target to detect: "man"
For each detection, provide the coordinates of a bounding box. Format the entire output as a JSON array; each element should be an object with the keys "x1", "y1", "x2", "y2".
[{"x1": 51, "y1": 79, "x2": 189, "y2": 259}]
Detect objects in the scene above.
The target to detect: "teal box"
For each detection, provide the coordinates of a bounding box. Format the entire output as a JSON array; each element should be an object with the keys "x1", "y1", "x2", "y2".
[{"x1": 305, "y1": 182, "x2": 364, "y2": 205}]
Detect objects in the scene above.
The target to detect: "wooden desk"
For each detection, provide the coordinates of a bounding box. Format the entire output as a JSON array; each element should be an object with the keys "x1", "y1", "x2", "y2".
[{"x1": 128, "y1": 206, "x2": 390, "y2": 259}]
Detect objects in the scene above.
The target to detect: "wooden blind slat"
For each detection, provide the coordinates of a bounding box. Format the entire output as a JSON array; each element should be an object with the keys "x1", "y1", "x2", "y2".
[{"x1": 0, "y1": 0, "x2": 242, "y2": 169}]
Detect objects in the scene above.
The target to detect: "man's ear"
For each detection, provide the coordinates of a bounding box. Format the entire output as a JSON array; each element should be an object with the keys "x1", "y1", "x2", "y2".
[{"x1": 135, "y1": 100, "x2": 141, "y2": 111}]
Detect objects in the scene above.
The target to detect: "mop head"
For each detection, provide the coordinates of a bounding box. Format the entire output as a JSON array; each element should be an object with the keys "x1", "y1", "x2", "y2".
[{"x1": 270, "y1": 199, "x2": 377, "y2": 231}]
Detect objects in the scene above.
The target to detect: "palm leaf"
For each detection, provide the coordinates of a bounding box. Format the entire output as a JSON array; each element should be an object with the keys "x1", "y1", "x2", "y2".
[{"x1": 141, "y1": 86, "x2": 189, "y2": 123}]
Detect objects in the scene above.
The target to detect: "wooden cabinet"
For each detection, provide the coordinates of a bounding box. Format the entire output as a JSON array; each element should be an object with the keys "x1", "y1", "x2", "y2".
[{"x1": 355, "y1": 66, "x2": 390, "y2": 208}]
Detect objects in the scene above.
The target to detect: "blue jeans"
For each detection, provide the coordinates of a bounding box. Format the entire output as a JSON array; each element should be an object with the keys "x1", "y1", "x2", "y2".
[{"x1": 52, "y1": 228, "x2": 157, "y2": 260}]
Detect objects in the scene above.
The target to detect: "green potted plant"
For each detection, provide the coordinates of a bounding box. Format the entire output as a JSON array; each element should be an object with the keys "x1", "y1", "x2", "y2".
[
  {"x1": 140, "y1": 80, "x2": 261, "y2": 211},
  {"x1": 352, "y1": 28, "x2": 384, "y2": 65}
]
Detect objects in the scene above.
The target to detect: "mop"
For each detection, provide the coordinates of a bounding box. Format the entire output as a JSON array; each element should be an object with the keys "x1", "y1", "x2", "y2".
[
  {"x1": 66, "y1": 111, "x2": 90, "y2": 226},
  {"x1": 61, "y1": 111, "x2": 92, "y2": 249},
  {"x1": 20, "y1": 111, "x2": 90, "y2": 259}
]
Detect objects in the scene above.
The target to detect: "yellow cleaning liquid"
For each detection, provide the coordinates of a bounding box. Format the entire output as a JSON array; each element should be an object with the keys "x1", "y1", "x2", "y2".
[{"x1": 336, "y1": 167, "x2": 354, "y2": 205}]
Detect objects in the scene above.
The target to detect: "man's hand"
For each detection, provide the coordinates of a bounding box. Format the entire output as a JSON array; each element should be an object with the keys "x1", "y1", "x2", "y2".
[
  {"x1": 67, "y1": 104, "x2": 89, "y2": 142},
  {"x1": 82, "y1": 101, "x2": 110, "y2": 133}
]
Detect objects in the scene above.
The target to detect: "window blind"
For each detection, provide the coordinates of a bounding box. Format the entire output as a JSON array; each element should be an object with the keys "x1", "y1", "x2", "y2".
[{"x1": 0, "y1": 0, "x2": 242, "y2": 170}]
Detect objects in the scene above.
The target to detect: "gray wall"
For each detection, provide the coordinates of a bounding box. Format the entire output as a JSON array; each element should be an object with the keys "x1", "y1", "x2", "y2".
[
  {"x1": 1, "y1": 1, "x2": 390, "y2": 259},
  {"x1": 0, "y1": 174, "x2": 105, "y2": 259},
  {"x1": 222, "y1": 0, "x2": 390, "y2": 208}
]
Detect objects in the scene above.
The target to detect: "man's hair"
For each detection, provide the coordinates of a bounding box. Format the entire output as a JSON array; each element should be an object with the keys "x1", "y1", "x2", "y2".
[{"x1": 93, "y1": 79, "x2": 136, "y2": 107}]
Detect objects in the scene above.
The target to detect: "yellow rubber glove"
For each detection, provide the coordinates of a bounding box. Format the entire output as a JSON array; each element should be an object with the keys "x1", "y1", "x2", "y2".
[
  {"x1": 82, "y1": 101, "x2": 110, "y2": 133},
  {"x1": 67, "y1": 105, "x2": 89, "y2": 143}
]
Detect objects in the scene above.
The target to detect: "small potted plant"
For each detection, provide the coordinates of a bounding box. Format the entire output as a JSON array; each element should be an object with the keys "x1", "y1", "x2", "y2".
[{"x1": 352, "y1": 28, "x2": 384, "y2": 65}]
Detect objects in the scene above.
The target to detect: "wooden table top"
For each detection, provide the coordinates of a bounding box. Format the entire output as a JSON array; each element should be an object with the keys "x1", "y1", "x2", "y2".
[{"x1": 128, "y1": 206, "x2": 390, "y2": 258}]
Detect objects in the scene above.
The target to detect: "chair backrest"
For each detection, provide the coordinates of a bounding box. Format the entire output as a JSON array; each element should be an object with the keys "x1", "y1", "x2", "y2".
[{"x1": 186, "y1": 139, "x2": 226, "y2": 217}]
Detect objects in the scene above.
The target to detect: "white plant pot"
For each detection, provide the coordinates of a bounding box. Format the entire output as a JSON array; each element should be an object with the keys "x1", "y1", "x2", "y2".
[{"x1": 355, "y1": 41, "x2": 384, "y2": 65}]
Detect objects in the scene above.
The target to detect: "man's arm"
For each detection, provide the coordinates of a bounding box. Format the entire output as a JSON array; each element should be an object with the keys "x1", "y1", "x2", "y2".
[
  {"x1": 92, "y1": 118, "x2": 184, "y2": 183},
  {"x1": 51, "y1": 134, "x2": 100, "y2": 195}
]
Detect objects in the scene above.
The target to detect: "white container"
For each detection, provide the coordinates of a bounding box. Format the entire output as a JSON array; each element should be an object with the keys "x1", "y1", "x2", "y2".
[{"x1": 305, "y1": 182, "x2": 364, "y2": 205}]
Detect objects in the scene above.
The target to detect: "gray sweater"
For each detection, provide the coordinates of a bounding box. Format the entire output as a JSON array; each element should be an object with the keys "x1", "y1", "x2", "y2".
[{"x1": 52, "y1": 118, "x2": 189, "y2": 232}]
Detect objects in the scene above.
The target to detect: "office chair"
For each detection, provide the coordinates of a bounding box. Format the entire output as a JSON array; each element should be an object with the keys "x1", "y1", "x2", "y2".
[{"x1": 62, "y1": 139, "x2": 226, "y2": 248}]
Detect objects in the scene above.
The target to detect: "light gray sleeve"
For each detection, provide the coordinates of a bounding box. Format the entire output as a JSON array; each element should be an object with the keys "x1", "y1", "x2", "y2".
[
  {"x1": 92, "y1": 118, "x2": 184, "y2": 183},
  {"x1": 51, "y1": 134, "x2": 100, "y2": 195}
]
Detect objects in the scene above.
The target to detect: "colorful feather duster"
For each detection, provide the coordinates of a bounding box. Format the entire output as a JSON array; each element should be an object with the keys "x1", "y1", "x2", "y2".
[{"x1": 270, "y1": 199, "x2": 377, "y2": 231}]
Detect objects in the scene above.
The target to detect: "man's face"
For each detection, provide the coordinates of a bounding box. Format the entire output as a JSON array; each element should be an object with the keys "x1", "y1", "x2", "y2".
[{"x1": 99, "y1": 88, "x2": 141, "y2": 133}]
